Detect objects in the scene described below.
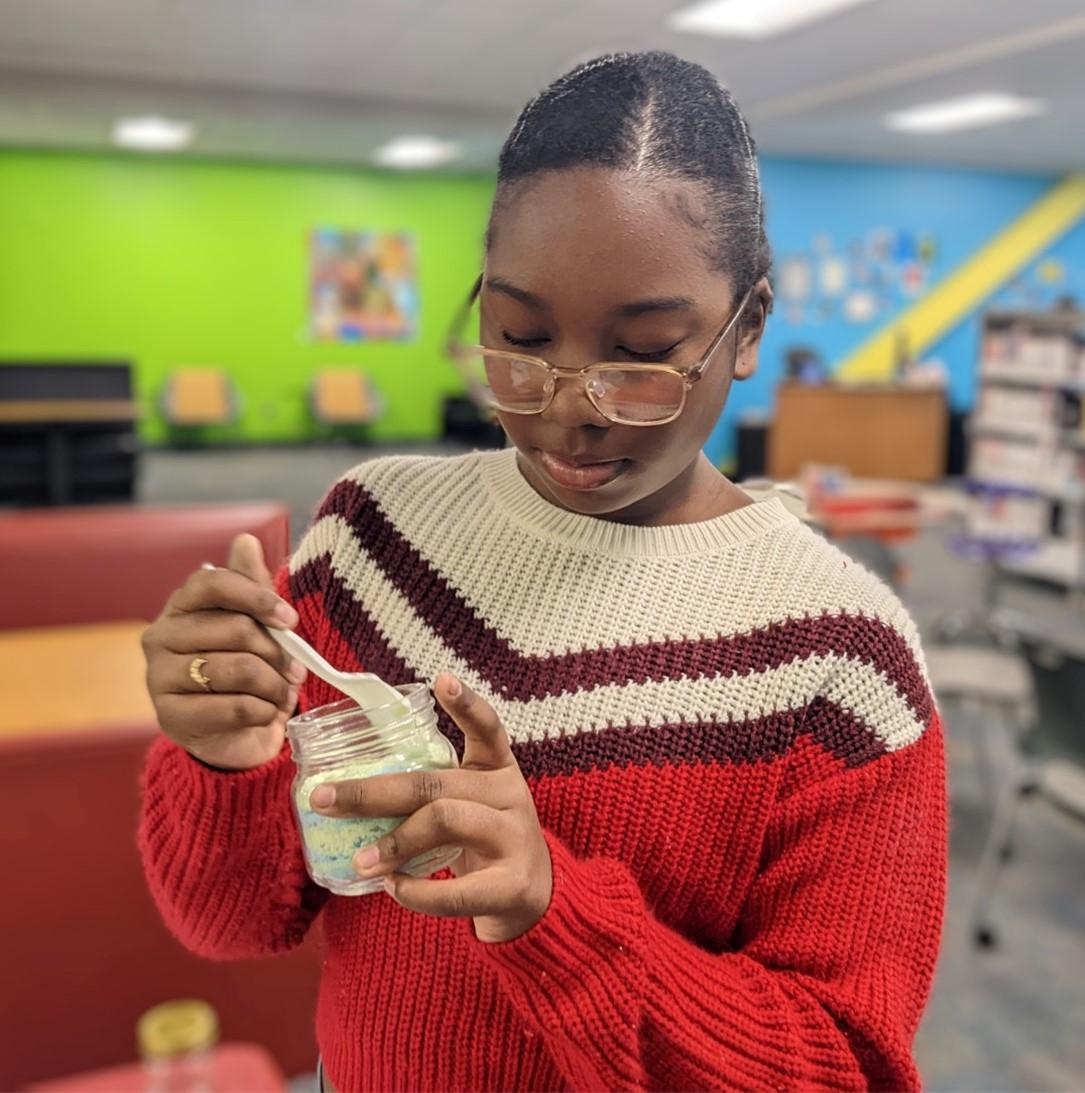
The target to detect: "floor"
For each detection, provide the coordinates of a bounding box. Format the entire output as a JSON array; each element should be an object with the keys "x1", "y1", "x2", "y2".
[
  {"x1": 142, "y1": 444, "x2": 1085, "y2": 1092},
  {"x1": 137, "y1": 441, "x2": 473, "y2": 549}
]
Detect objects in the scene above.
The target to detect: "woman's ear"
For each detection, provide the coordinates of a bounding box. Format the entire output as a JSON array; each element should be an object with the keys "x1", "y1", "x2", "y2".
[{"x1": 734, "y1": 277, "x2": 772, "y2": 381}]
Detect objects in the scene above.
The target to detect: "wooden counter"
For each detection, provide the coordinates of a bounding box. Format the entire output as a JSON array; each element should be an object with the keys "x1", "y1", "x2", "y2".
[
  {"x1": 0, "y1": 398, "x2": 139, "y2": 423},
  {"x1": 0, "y1": 621, "x2": 156, "y2": 736},
  {"x1": 768, "y1": 382, "x2": 948, "y2": 482}
]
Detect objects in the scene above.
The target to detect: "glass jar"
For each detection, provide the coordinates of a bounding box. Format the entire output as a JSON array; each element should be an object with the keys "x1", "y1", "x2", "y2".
[
  {"x1": 137, "y1": 999, "x2": 217, "y2": 1093},
  {"x1": 287, "y1": 683, "x2": 460, "y2": 896}
]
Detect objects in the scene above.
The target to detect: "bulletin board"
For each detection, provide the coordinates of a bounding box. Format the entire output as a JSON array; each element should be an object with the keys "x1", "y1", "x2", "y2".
[{"x1": 776, "y1": 228, "x2": 939, "y2": 328}]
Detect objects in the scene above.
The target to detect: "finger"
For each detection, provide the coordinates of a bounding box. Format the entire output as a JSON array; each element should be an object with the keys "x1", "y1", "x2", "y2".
[
  {"x1": 150, "y1": 611, "x2": 306, "y2": 681},
  {"x1": 154, "y1": 691, "x2": 284, "y2": 736},
  {"x1": 433, "y1": 674, "x2": 514, "y2": 771},
  {"x1": 227, "y1": 533, "x2": 274, "y2": 586},
  {"x1": 353, "y1": 799, "x2": 505, "y2": 877},
  {"x1": 384, "y1": 868, "x2": 509, "y2": 919},
  {"x1": 309, "y1": 766, "x2": 507, "y2": 818},
  {"x1": 150, "y1": 650, "x2": 295, "y2": 708},
  {"x1": 167, "y1": 567, "x2": 297, "y2": 629}
]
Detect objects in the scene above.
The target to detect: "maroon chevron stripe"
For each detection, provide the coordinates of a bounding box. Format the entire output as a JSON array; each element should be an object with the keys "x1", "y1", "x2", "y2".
[
  {"x1": 508, "y1": 702, "x2": 887, "y2": 779},
  {"x1": 291, "y1": 582, "x2": 896, "y2": 778}
]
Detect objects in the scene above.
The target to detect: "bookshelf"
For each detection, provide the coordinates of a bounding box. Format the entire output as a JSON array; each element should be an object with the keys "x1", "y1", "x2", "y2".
[{"x1": 968, "y1": 309, "x2": 1085, "y2": 592}]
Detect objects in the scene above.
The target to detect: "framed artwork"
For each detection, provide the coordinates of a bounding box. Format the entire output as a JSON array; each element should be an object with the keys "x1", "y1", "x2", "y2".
[{"x1": 310, "y1": 228, "x2": 418, "y2": 341}]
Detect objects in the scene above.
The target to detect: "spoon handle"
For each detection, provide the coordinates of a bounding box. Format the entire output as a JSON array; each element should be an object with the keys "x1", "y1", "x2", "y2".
[
  {"x1": 266, "y1": 626, "x2": 409, "y2": 722},
  {"x1": 266, "y1": 627, "x2": 345, "y2": 692}
]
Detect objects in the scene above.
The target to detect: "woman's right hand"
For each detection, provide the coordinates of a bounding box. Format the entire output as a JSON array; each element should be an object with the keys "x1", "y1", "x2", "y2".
[{"x1": 141, "y1": 533, "x2": 308, "y2": 771}]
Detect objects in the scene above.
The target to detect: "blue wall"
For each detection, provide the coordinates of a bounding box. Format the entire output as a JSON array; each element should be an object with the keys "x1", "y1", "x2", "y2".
[{"x1": 708, "y1": 156, "x2": 1084, "y2": 468}]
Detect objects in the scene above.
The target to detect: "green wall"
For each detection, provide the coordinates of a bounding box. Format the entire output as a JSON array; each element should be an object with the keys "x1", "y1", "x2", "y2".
[{"x1": 0, "y1": 150, "x2": 495, "y2": 444}]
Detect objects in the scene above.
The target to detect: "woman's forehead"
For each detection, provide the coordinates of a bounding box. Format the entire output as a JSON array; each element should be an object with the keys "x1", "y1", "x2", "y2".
[{"x1": 487, "y1": 168, "x2": 732, "y2": 308}]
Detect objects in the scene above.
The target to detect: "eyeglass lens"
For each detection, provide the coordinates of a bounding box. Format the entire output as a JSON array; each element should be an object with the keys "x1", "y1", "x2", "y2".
[{"x1": 459, "y1": 350, "x2": 686, "y2": 424}]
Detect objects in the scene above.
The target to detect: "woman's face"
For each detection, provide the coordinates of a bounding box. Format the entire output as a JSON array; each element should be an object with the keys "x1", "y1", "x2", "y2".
[{"x1": 483, "y1": 167, "x2": 766, "y2": 522}]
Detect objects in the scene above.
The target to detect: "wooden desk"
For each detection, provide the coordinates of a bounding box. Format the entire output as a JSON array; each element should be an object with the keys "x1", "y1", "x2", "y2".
[
  {"x1": 0, "y1": 400, "x2": 140, "y2": 505},
  {"x1": 769, "y1": 383, "x2": 947, "y2": 482},
  {"x1": 0, "y1": 621, "x2": 156, "y2": 736}
]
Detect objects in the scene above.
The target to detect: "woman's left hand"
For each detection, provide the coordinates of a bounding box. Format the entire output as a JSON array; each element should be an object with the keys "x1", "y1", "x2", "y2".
[{"x1": 308, "y1": 673, "x2": 553, "y2": 943}]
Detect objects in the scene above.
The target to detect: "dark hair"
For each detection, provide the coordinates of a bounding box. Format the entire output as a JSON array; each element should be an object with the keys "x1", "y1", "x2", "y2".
[{"x1": 493, "y1": 51, "x2": 771, "y2": 301}]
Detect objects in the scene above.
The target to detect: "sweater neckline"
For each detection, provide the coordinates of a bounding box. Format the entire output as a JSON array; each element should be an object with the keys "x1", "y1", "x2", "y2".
[{"x1": 477, "y1": 448, "x2": 797, "y2": 558}]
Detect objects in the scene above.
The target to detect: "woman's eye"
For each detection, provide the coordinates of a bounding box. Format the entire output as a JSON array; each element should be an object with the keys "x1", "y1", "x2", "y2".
[
  {"x1": 502, "y1": 330, "x2": 549, "y2": 349},
  {"x1": 618, "y1": 341, "x2": 682, "y2": 363}
]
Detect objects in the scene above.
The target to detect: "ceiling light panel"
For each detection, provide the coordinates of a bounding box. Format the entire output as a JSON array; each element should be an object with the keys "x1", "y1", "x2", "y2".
[
  {"x1": 112, "y1": 116, "x2": 194, "y2": 151},
  {"x1": 371, "y1": 135, "x2": 462, "y2": 169},
  {"x1": 668, "y1": 0, "x2": 877, "y2": 40},
  {"x1": 885, "y1": 93, "x2": 1048, "y2": 134}
]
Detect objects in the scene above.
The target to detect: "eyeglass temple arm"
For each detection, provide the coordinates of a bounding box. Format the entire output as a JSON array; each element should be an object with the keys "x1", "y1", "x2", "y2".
[
  {"x1": 688, "y1": 285, "x2": 755, "y2": 381},
  {"x1": 445, "y1": 273, "x2": 484, "y2": 356}
]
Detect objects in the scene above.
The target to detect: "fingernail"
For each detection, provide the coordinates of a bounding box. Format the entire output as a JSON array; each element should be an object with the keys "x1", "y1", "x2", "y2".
[
  {"x1": 274, "y1": 601, "x2": 299, "y2": 627},
  {"x1": 355, "y1": 846, "x2": 380, "y2": 871},
  {"x1": 446, "y1": 675, "x2": 462, "y2": 698},
  {"x1": 287, "y1": 660, "x2": 308, "y2": 685},
  {"x1": 310, "y1": 784, "x2": 335, "y2": 809},
  {"x1": 382, "y1": 877, "x2": 396, "y2": 896}
]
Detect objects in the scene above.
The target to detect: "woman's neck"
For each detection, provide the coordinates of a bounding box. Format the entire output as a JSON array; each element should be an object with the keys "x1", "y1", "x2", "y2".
[{"x1": 613, "y1": 455, "x2": 752, "y2": 527}]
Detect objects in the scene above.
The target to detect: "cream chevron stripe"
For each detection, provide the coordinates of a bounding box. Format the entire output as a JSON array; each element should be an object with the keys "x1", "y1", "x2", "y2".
[
  {"x1": 293, "y1": 507, "x2": 921, "y2": 664},
  {"x1": 296, "y1": 532, "x2": 927, "y2": 752}
]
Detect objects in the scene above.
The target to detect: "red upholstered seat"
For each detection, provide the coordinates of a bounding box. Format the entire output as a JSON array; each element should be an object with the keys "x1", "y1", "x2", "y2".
[
  {"x1": 0, "y1": 725, "x2": 321, "y2": 1088},
  {"x1": 0, "y1": 500, "x2": 315, "y2": 1085},
  {"x1": 0, "y1": 503, "x2": 290, "y2": 630}
]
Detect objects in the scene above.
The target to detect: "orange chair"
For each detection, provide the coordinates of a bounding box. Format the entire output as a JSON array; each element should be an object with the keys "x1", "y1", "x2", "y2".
[
  {"x1": 162, "y1": 369, "x2": 237, "y2": 427},
  {"x1": 311, "y1": 369, "x2": 381, "y2": 426}
]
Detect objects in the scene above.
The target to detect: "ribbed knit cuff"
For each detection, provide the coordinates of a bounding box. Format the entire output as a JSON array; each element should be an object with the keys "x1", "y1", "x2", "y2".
[
  {"x1": 475, "y1": 831, "x2": 648, "y2": 1084},
  {"x1": 474, "y1": 832, "x2": 851, "y2": 1092},
  {"x1": 145, "y1": 736, "x2": 298, "y2": 848},
  {"x1": 140, "y1": 736, "x2": 316, "y2": 956}
]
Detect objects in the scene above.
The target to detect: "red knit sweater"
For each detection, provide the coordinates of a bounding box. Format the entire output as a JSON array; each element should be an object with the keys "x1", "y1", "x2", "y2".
[{"x1": 140, "y1": 450, "x2": 947, "y2": 1091}]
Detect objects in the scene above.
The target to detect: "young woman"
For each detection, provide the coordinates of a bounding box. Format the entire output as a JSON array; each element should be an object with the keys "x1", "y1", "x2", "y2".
[{"x1": 140, "y1": 52, "x2": 946, "y2": 1092}]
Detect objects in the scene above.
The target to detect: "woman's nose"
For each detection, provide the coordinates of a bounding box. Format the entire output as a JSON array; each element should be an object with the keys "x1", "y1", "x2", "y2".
[{"x1": 543, "y1": 370, "x2": 610, "y2": 428}]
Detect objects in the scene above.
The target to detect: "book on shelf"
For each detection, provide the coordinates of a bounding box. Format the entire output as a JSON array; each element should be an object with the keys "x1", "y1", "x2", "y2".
[{"x1": 969, "y1": 309, "x2": 1085, "y2": 586}]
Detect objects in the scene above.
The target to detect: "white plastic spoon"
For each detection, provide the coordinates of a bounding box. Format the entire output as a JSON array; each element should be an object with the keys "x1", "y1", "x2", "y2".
[{"x1": 267, "y1": 626, "x2": 412, "y2": 727}]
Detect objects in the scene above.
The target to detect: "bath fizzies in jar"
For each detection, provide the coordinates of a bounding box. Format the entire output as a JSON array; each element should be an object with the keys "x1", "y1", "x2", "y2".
[
  {"x1": 294, "y1": 742, "x2": 454, "y2": 889},
  {"x1": 287, "y1": 685, "x2": 460, "y2": 896},
  {"x1": 295, "y1": 760, "x2": 405, "y2": 884}
]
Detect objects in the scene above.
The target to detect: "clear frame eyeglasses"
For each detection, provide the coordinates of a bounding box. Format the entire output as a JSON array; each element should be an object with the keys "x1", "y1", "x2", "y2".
[{"x1": 445, "y1": 276, "x2": 754, "y2": 427}]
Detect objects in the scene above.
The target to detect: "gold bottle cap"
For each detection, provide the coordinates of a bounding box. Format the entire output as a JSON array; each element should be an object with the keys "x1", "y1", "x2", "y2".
[{"x1": 137, "y1": 999, "x2": 219, "y2": 1060}]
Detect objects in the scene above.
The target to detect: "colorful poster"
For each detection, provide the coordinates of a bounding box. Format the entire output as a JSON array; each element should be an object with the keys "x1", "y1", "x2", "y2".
[
  {"x1": 310, "y1": 228, "x2": 417, "y2": 342},
  {"x1": 901, "y1": 261, "x2": 926, "y2": 297},
  {"x1": 818, "y1": 255, "x2": 848, "y2": 298},
  {"x1": 843, "y1": 290, "x2": 877, "y2": 324},
  {"x1": 778, "y1": 255, "x2": 813, "y2": 303}
]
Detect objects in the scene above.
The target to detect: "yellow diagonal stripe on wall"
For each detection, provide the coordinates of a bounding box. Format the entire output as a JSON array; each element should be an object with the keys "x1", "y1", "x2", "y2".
[{"x1": 837, "y1": 173, "x2": 1085, "y2": 381}]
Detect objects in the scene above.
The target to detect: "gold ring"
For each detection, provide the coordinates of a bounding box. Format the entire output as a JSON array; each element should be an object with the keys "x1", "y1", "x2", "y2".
[{"x1": 189, "y1": 657, "x2": 213, "y2": 693}]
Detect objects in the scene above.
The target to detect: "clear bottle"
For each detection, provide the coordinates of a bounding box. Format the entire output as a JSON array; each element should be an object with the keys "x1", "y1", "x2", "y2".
[
  {"x1": 287, "y1": 683, "x2": 461, "y2": 896},
  {"x1": 138, "y1": 999, "x2": 217, "y2": 1093}
]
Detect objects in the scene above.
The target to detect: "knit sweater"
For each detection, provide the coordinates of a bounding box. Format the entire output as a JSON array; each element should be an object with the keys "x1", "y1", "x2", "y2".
[{"x1": 140, "y1": 448, "x2": 946, "y2": 1093}]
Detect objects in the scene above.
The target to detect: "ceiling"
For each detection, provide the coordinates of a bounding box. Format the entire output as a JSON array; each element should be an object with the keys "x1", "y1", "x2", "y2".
[{"x1": 2, "y1": 0, "x2": 1084, "y2": 173}]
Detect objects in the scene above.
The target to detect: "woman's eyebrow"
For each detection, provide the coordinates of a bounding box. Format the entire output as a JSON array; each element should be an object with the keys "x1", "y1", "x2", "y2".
[
  {"x1": 484, "y1": 276, "x2": 544, "y2": 308},
  {"x1": 614, "y1": 297, "x2": 696, "y2": 318},
  {"x1": 485, "y1": 278, "x2": 696, "y2": 319}
]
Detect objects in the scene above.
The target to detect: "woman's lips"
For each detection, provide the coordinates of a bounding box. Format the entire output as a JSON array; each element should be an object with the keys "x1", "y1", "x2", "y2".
[{"x1": 538, "y1": 451, "x2": 629, "y2": 490}]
